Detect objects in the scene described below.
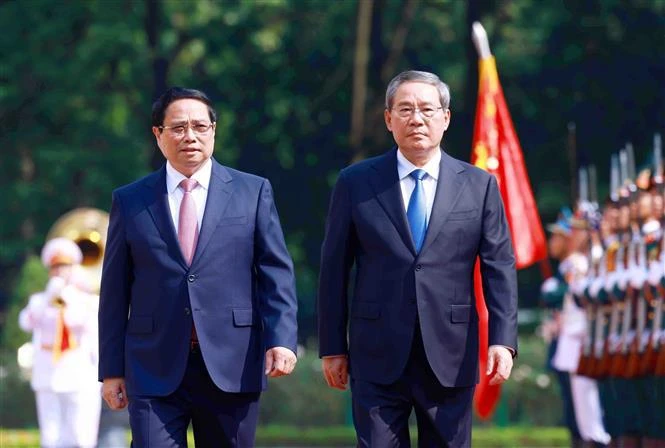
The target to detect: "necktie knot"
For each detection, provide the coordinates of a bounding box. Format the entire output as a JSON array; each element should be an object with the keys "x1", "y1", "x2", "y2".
[
  {"x1": 410, "y1": 169, "x2": 427, "y2": 182},
  {"x1": 180, "y1": 178, "x2": 198, "y2": 193}
]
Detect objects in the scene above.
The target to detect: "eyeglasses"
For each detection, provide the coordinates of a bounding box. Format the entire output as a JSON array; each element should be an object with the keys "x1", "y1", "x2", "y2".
[
  {"x1": 393, "y1": 106, "x2": 443, "y2": 119},
  {"x1": 158, "y1": 122, "x2": 215, "y2": 137}
]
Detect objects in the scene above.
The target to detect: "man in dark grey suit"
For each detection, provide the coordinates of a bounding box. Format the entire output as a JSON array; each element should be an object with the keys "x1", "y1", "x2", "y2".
[
  {"x1": 318, "y1": 70, "x2": 518, "y2": 447},
  {"x1": 99, "y1": 87, "x2": 298, "y2": 447}
]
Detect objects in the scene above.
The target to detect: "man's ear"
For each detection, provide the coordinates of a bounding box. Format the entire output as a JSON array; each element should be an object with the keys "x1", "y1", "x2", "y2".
[
  {"x1": 443, "y1": 108, "x2": 451, "y2": 131},
  {"x1": 384, "y1": 109, "x2": 393, "y2": 132},
  {"x1": 151, "y1": 126, "x2": 161, "y2": 142}
]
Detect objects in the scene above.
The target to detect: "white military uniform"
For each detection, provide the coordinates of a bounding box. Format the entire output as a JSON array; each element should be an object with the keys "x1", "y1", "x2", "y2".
[
  {"x1": 553, "y1": 252, "x2": 611, "y2": 445},
  {"x1": 18, "y1": 240, "x2": 101, "y2": 448}
]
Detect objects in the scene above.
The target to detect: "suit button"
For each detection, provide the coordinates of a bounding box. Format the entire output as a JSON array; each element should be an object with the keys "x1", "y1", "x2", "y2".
[
  {"x1": 188, "y1": 274, "x2": 196, "y2": 282},
  {"x1": 184, "y1": 307, "x2": 191, "y2": 316},
  {"x1": 415, "y1": 264, "x2": 422, "y2": 271}
]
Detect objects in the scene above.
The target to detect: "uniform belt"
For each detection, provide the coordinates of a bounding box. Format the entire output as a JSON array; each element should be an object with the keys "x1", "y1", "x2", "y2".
[{"x1": 40, "y1": 344, "x2": 55, "y2": 350}]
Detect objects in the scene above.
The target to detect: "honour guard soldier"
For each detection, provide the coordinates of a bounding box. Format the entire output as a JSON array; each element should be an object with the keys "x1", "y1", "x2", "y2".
[
  {"x1": 552, "y1": 140, "x2": 665, "y2": 446},
  {"x1": 639, "y1": 136, "x2": 665, "y2": 445},
  {"x1": 552, "y1": 200, "x2": 611, "y2": 446},
  {"x1": 19, "y1": 237, "x2": 102, "y2": 447},
  {"x1": 541, "y1": 209, "x2": 583, "y2": 447},
  {"x1": 592, "y1": 157, "x2": 624, "y2": 443}
]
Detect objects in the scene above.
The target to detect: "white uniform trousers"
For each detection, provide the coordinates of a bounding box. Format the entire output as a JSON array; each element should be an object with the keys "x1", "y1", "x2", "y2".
[
  {"x1": 35, "y1": 384, "x2": 102, "y2": 448},
  {"x1": 569, "y1": 374, "x2": 611, "y2": 445}
]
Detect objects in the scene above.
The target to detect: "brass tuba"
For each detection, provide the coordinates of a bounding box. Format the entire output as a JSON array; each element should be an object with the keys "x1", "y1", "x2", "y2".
[
  {"x1": 46, "y1": 207, "x2": 110, "y2": 292},
  {"x1": 17, "y1": 208, "x2": 110, "y2": 375}
]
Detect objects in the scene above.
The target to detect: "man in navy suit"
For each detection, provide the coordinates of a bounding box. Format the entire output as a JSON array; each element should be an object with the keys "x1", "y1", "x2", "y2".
[
  {"x1": 99, "y1": 87, "x2": 298, "y2": 447},
  {"x1": 318, "y1": 70, "x2": 518, "y2": 447}
]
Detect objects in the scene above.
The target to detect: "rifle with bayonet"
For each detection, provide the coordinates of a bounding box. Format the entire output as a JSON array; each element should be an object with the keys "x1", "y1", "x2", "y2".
[
  {"x1": 642, "y1": 133, "x2": 665, "y2": 378},
  {"x1": 625, "y1": 185, "x2": 650, "y2": 378},
  {"x1": 595, "y1": 154, "x2": 622, "y2": 378},
  {"x1": 577, "y1": 166, "x2": 602, "y2": 378},
  {"x1": 609, "y1": 145, "x2": 636, "y2": 378}
]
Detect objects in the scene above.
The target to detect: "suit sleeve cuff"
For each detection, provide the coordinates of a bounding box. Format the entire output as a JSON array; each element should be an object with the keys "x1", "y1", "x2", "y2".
[{"x1": 489, "y1": 344, "x2": 516, "y2": 358}]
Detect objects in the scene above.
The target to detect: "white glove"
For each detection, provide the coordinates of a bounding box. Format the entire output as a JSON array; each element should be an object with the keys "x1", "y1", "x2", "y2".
[
  {"x1": 45, "y1": 276, "x2": 67, "y2": 299},
  {"x1": 540, "y1": 277, "x2": 560, "y2": 294},
  {"x1": 605, "y1": 271, "x2": 618, "y2": 293},
  {"x1": 617, "y1": 269, "x2": 628, "y2": 290},
  {"x1": 629, "y1": 266, "x2": 646, "y2": 289},
  {"x1": 589, "y1": 277, "x2": 604, "y2": 298},
  {"x1": 648, "y1": 262, "x2": 663, "y2": 286},
  {"x1": 571, "y1": 278, "x2": 588, "y2": 297}
]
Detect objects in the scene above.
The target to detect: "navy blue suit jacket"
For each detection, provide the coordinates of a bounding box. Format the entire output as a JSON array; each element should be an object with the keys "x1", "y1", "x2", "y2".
[
  {"x1": 99, "y1": 159, "x2": 297, "y2": 396},
  {"x1": 318, "y1": 149, "x2": 517, "y2": 387}
]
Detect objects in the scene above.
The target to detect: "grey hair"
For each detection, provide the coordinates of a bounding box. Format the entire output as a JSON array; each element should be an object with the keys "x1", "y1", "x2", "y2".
[{"x1": 385, "y1": 70, "x2": 450, "y2": 110}]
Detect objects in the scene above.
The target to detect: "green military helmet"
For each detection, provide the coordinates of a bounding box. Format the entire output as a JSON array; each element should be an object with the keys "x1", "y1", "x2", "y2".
[
  {"x1": 546, "y1": 207, "x2": 573, "y2": 236},
  {"x1": 542, "y1": 208, "x2": 573, "y2": 309}
]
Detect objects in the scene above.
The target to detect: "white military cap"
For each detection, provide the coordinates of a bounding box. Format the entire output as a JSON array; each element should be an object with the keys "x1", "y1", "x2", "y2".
[{"x1": 40, "y1": 238, "x2": 83, "y2": 268}]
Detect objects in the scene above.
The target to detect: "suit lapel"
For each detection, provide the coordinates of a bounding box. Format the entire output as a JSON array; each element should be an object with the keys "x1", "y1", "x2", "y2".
[
  {"x1": 191, "y1": 159, "x2": 233, "y2": 265},
  {"x1": 420, "y1": 151, "x2": 468, "y2": 254},
  {"x1": 369, "y1": 150, "x2": 416, "y2": 255},
  {"x1": 143, "y1": 167, "x2": 188, "y2": 269}
]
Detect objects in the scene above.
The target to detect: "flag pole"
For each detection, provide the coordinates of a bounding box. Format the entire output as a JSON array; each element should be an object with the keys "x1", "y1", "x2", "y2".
[
  {"x1": 470, "y1": 22, "x2": 551, "y2": 420},
  {"x1": 471, "y1": 22, "x2": 491, "y2": 59},
  {"x1": 471, "y1": 22, "x2": 552, "y2": 280}
]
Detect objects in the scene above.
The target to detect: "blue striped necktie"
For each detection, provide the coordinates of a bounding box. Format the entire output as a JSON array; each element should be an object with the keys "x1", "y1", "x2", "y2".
[{"x1": 407, "y1": 169, "x2": 428, "y2": 252}]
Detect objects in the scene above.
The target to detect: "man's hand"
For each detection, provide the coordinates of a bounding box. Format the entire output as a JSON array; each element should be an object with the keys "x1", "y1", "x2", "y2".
[
  {"x1": 102, "y1": 377, "x2": 128, "y2": 410},
  {"x1": 265, "y1": 346, "x2": 297, "y2": 377},
  {"x1": 322, "y1": 355, "x2": 348, "y2": 390},
  {"x1": 486, "y1": 345, "x2": 514, "y2": 385}
]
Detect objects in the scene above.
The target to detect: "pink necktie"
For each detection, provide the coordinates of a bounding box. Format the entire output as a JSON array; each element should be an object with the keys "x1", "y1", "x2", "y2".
[{"x1": 178, "y1": 178, "x2": 199, "y2": 266}]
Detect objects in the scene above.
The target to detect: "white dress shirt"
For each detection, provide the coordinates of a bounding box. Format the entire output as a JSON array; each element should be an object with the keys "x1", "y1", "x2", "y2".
[
  {"x1": 397, "y1": 148, "x2": 441, "y2": 223},
  {"x1": 165, "y1": 159, "x2": 211, "y2": 233}
]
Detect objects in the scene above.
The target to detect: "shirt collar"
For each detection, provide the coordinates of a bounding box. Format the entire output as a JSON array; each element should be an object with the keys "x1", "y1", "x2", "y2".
[
  {"x1": 165, "y1": 158, "x2": 212, "y2": 194},
  {"x1": 397, "y1": 148, "x2": 441, "y2": 181}
]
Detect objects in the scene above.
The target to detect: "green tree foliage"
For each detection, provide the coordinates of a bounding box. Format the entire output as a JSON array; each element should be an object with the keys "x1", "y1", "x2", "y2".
[
  {"x1": 0, "y1": 2, "x2": 149, "y2": 258},
  {"x1": 1, "y1": 256, "x2": 48, "y2": 350},
  {"x1": 1, "y1": 0, "x2": 663, "y2": 338}
]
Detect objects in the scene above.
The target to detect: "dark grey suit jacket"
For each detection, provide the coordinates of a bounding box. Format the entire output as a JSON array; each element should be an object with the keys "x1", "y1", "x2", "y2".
[
  {"x1": 99, "y1": 158, "x2": 297, "y2": 396},
  {"x1": 318, "y1": 149, "x2": 517, "y2": 387}
]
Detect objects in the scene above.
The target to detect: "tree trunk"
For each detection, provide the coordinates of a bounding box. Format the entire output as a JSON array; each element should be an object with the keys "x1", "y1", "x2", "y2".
[
  {"x1": 19, "y1": 145, "x2": 35, "y2": 244},
  {"x1": 146, "y1": 0, "x2": 168, "y2": 170},
  {"x1": 349, "y1": 0, "x2": 374, "y2": 163},
  {"x1": 364, "y1": 0, "x2": 419, "y2": 155},
  {"x1": 464, "y1": 0, "x2": 482, "y2": 160},
  {"x1": 380, "y1": 0, "x2": 418, "y2": 85}
]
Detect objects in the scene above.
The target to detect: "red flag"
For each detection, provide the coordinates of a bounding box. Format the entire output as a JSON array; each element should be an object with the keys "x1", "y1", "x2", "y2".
[{"x1": 471, "y1": 56, "x2": 547, "y2": 419}]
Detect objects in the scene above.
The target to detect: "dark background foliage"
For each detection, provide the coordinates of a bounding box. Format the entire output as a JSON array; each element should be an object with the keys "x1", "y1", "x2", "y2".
[{"x1": 0, "y1": 0, "x2": 663, "y2": 428}]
